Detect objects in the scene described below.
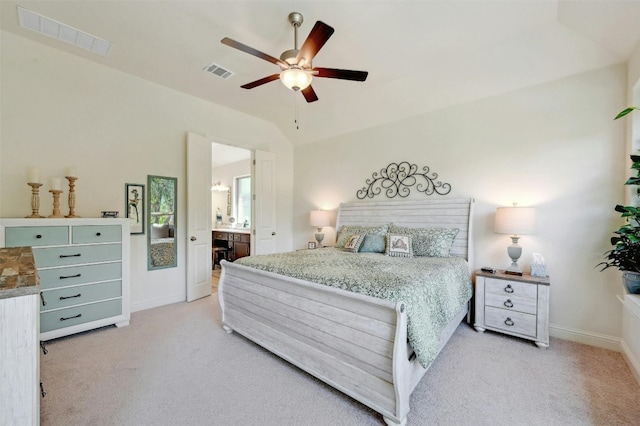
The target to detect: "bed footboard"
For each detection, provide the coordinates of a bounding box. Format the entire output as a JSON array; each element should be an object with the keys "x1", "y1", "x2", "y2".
[{"x1": 218, "y1": 260, "x2": 414, "y2": 425}]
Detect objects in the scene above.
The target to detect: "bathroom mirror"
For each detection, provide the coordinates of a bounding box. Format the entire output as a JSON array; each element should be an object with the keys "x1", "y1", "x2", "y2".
[{"x1": 147, "y1": 175, "x2": 177, "y2": 270}]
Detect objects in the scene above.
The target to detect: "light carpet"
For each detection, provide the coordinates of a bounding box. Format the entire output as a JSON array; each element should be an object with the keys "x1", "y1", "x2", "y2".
[{"x1": 40, "y1": 295, "x2": 640, "y2": 425}]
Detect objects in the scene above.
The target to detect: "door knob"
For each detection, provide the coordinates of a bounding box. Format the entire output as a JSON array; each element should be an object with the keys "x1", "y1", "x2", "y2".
[
  {"x1": 272, "y1": 232, "x2": 276, "y2": 236},
  {"x1": 190, "y1": 236, "x2": 197, "y2": 241}
]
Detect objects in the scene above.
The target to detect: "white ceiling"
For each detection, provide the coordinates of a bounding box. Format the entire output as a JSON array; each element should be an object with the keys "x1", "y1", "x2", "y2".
[{"x1": 2, "y1": 1, "x2": 640, "y2": 145}]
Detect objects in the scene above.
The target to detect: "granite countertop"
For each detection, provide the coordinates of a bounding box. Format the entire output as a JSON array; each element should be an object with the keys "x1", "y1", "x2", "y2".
[
  {"x1": 213, "y1": 228, "x2": 251, "y2": 234},
  {"x1": 0, "y1": 247, "x2": 40, "y2": 299}
]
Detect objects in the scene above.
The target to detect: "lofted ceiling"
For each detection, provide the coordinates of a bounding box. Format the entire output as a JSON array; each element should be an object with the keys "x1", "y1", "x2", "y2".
[{"x1": 1, "y1": 1, "x2": 640, "y2": 146}]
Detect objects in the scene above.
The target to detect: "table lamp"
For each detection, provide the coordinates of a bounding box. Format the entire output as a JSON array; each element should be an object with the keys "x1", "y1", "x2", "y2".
[
  {"x1": 309, "y1": 210, "x2": 330, "y2": 247},
  {"x1": 494, "y1": 203, "x2": 536, "y2": 275}
]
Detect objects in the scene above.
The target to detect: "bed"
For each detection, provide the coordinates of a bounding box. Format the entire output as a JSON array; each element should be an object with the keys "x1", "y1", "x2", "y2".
[{"x1": 217, "y1": 198, "x2": 474, "y2": 425}]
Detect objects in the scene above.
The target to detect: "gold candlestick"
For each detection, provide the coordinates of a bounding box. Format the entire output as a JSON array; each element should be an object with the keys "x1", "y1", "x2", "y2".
[
  {"x1": 65, "y1": 176, "x2": 80, "y2": 218},
  {"x1": 48, "y1": 190, "x2": 64, "y2": 218},
  {"x1": 26, "y1": 182, "x2": 45, "y2": 218}
]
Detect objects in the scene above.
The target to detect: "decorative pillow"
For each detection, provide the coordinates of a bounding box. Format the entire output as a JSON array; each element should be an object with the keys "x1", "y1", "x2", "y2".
[
  {"x1": 388, "y1": 225, "x2": 459, "y2": 257},
  {"x1": 358, "y1": 234, "x2": 386, "y2": 253},
  {"x1": 335, "y1": 224, "x2": 389, "y2": 248},
  {"x1": 342, "y1": 234, "x2": 364, "y2": 252},
  {"x1": 151, "y1": 223, "x2": 169, "y2": 239},
  {"x1": 385, "y1": 234, "x2": 413, "y2": 258}
]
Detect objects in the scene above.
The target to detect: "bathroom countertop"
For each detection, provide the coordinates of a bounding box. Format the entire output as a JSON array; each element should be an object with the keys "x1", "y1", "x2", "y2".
[{"x1": 213, "y1": 228, "x2": 251, "y2": 234}]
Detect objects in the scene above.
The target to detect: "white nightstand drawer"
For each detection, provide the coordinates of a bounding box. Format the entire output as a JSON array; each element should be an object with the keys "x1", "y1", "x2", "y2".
[
  {"x1": 485, "y1": 306, "x2": 537, "y2": 338},
  {"x1": 485, "y1": 293, "x2": 537, "y2": 315},
  {"x1": 485, "y1": 277, "x2": 537, "y2": 300}
]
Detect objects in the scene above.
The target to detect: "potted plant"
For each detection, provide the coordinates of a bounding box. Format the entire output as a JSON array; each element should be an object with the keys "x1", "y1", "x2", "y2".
[{"x1": 599, "y1": 106, "x2": 640, "y2": 293}]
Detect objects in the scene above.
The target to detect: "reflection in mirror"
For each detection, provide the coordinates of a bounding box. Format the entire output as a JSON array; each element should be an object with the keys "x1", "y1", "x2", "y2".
[{"x1": 147, "y1": 175, "x2": 177, "y2": 270}]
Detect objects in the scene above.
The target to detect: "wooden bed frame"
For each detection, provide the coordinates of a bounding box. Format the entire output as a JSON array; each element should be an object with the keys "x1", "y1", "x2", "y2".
[{"x1": 217, "y1": 198, "x2": 474, "y2": 425}]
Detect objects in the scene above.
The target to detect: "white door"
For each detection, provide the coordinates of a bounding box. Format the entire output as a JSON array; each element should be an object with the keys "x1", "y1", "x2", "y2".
[
  {"x1": 186, "y1": 132, "x2": 212, "y2": 302},
  {"x1": 253, "y1": 150, "x2": 277, "y2": 254}
]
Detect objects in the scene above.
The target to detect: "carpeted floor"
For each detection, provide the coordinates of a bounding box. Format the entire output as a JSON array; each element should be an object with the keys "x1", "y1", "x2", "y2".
[{"x1": 39, "y1": 296, "x2": 640, "y2": 425}]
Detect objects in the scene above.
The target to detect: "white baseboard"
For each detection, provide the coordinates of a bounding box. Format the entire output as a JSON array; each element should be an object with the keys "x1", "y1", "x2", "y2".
[
  {"x1": 549, "y1": 324, "x2": 621, "y2": 352},
  {"x1": 620, "y1": 339, "x2": 640, "y2": 385},
  {"x1": 131, "y1": 294, "x2": 185, "y2": 313}
]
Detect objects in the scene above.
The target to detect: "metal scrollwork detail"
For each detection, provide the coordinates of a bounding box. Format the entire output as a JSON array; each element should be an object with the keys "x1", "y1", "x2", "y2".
[{"x1": 356, "y1": 161, "x2": 452, "y2": 199}]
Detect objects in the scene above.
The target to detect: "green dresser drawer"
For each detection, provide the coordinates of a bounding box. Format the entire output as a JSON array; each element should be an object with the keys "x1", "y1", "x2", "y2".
[
  {"x1": 33, "y1": 244, "x2": 121, "y2": 267},
  {"x1": 5, "y1": 226, "x2": 69, "y2": 247},
  {"x1": 37, "y1": 263, "x2": 122, "y2": 290},
  {"x1": 40, "y1": 298, "x2": 122, "y2": 333},
  {"x1": 41, "y1": 281, "x2": 122, "y2": 311},
  {"x1": 72, "y1": 225, "x2": 122, "y2": 244}
]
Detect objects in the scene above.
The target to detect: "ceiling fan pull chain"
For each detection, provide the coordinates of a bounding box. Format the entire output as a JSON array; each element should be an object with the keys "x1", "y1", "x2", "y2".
[{"x1": 294, "y1": 94, "x2": 300, "y2": 130}]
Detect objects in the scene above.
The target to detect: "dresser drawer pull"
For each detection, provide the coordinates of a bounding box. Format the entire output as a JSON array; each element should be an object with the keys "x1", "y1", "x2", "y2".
[
  {"x1": 504, "y1": 284, "x2": 514, "y2": 293},
  {"x1": 59, "y1": 253, "x2": 81, "y2": 258},
  {"x1": 36, "y1": 234, "x2": 42, "y2": 239},
  {"x1": 59, "y1": 293, "x2": 81, "y2": 300},
  {"x1": 40, "y1": 292, "x2": 47, "y2": 306},
  {"x1": 59, "y1": 273, "x2": 81, "y2": 280},
  {"x1": 504, "y1": 317, "x2": 515, "y2": 327},
  {"x1": 504, "y1": 299, "x2": 514, "y2": 308},
  {"x1": 96, "y1": 232, "x2": 101, "y2": 236},
  {"x1": 60, "y1": 313, "x2": 82, "y2": 321}
]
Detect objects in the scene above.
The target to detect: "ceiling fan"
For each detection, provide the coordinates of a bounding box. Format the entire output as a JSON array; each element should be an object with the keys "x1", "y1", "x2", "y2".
[{"x1": 221, "y1": 12, "x2": 368, "y2": 103}]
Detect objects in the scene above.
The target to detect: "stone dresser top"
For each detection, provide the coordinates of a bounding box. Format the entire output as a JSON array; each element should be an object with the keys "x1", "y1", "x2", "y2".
[{"x1": 0, "y1": 246, "x2": 39, "y2": 299}]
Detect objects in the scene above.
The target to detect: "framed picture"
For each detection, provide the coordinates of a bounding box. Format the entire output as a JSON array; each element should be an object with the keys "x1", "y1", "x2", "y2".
[
  {"x1": 308, "y1": 241, "x2": 316, "y2": 249},
  {"x1": 125, "y1": 183, "x2": 145, "y2": 234}
]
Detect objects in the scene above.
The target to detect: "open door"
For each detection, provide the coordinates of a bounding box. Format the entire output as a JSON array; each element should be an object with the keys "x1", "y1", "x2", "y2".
[
  {"x1": 186, "y1": 132, "x2": 212, "y2": 302},
  {"x1": 253, "y1": 150, "x2": 277, "y2": 255}
]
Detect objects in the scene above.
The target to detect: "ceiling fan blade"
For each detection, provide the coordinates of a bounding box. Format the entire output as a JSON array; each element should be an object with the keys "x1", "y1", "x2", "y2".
[
  {"x1": 241, "y1": 74, "x2": 280, "y2": 89},
  {"x1": 301, "y1": 85, "x2": 319, "y2": 103},
  {"x1": 221, "y1": 37, "x2": 287, "y2": 68},
  {"x1": 314, "y1": 67, "x2": 368, "y2": 82},
  {"x1": 296, "y1": 21, "x2": 334, "y2": 64}
]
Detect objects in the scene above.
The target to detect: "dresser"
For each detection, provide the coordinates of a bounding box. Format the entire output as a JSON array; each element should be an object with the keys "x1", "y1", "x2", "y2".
[
  {"x1": 0, "y1": 218, "x2": 130, "y2": 341},
  {"x1": 474, "y1": 270, "x2": 550, "y2": 348}
]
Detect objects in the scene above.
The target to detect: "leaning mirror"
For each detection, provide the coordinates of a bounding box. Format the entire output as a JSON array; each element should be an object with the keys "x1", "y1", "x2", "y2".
[{"x1": 147, "y1": 175, "x2": 177, "y2": 270}]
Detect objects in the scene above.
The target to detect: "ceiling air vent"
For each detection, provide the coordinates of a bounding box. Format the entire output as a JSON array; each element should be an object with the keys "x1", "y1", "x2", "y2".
[
  {"x1": 17, "y1": 6, "x2": 113, "y2": 57},
  {"x1": 203, "y1": 62, "x2": 234, "y2": 79}
]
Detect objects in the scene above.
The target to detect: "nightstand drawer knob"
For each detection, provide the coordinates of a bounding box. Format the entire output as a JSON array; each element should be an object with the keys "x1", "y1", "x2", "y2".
[
  {"x1": 504, "y1": 317, "x2": 515, "y2": 327},
  {"x1": 504, "y1": 284, "x2": 514, "y2": 293},
  {"x1": 504, "y1": 299, "x2": 514, "y2": 308}
]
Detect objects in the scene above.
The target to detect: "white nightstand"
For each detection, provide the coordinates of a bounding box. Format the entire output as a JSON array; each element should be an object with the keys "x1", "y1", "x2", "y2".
[{"x1": 474, "y1": 270, "x2": 550, "y2": 348}]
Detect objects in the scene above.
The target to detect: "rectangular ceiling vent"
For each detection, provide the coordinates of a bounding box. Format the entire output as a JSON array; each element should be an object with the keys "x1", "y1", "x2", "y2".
[
  {"x1": 203, "y1": 62, "x2": 234, "y2": 79},
  {"x1": 17, "y1": 6, "x2": 113, "y2": 57}
]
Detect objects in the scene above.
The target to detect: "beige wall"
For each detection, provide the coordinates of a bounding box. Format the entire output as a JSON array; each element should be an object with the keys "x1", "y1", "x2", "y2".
[
  {"x1": 0, "y1": 31, "x2": 294, "y2": 312},
  {"x1": 294, "y1": 64, "x2": 627, "y2": 348}
]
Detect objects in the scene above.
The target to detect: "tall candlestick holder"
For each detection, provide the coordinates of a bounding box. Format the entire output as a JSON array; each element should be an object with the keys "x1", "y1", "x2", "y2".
[
  {"x1": 48, "y1": 190, "x2": 64, "y2": 218},
  {"x1": 65, "y1": 176, "x2": 80, "y2": 218},
  {"x1": 26, "y1": 182, "x2": 45, "y2": 218}
]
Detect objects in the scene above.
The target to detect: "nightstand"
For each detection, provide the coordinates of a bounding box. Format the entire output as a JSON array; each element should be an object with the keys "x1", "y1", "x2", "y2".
[{"x1": 474, "y1": 270, "x2": 550, "y2": 348}]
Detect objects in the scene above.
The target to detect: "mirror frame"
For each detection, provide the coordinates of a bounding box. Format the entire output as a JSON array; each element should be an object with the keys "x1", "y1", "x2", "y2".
[{"x1": 147, "y1": 175, "x2": 177, "y2": 270}]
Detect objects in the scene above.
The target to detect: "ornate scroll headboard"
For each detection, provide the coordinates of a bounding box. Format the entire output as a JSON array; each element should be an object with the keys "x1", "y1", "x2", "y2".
[{"x1": 356, "y1": 161, "x2": 451, "y2": 200}]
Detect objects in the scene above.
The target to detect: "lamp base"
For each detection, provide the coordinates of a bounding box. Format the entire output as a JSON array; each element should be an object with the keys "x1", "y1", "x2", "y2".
[{"x1": 314, "y1": 232, "x2": 324, "y2": 248}]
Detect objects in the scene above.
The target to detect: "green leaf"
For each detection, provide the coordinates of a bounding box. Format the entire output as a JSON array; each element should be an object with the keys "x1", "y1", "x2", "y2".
[{"x1": 615, "y1": 107, "x2": 639, "y2": 120}]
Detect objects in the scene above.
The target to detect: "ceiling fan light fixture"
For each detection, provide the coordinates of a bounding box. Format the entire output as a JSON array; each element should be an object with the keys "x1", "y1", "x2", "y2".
[
  {"x1": 280, "y1": 67, "x2": 312, "y2": 92},
  {"x1": 280, "y1": 67, "x2": 312, "y2": 91}
]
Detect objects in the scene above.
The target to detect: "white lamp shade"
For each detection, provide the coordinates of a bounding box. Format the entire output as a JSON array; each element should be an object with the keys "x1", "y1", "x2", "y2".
[
  {"x1": 495, "y1": 206, "x2": 536, "y2": 235},
  {"x1": 310, "y1": 210, "x2": 330, "y2": 228}
]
